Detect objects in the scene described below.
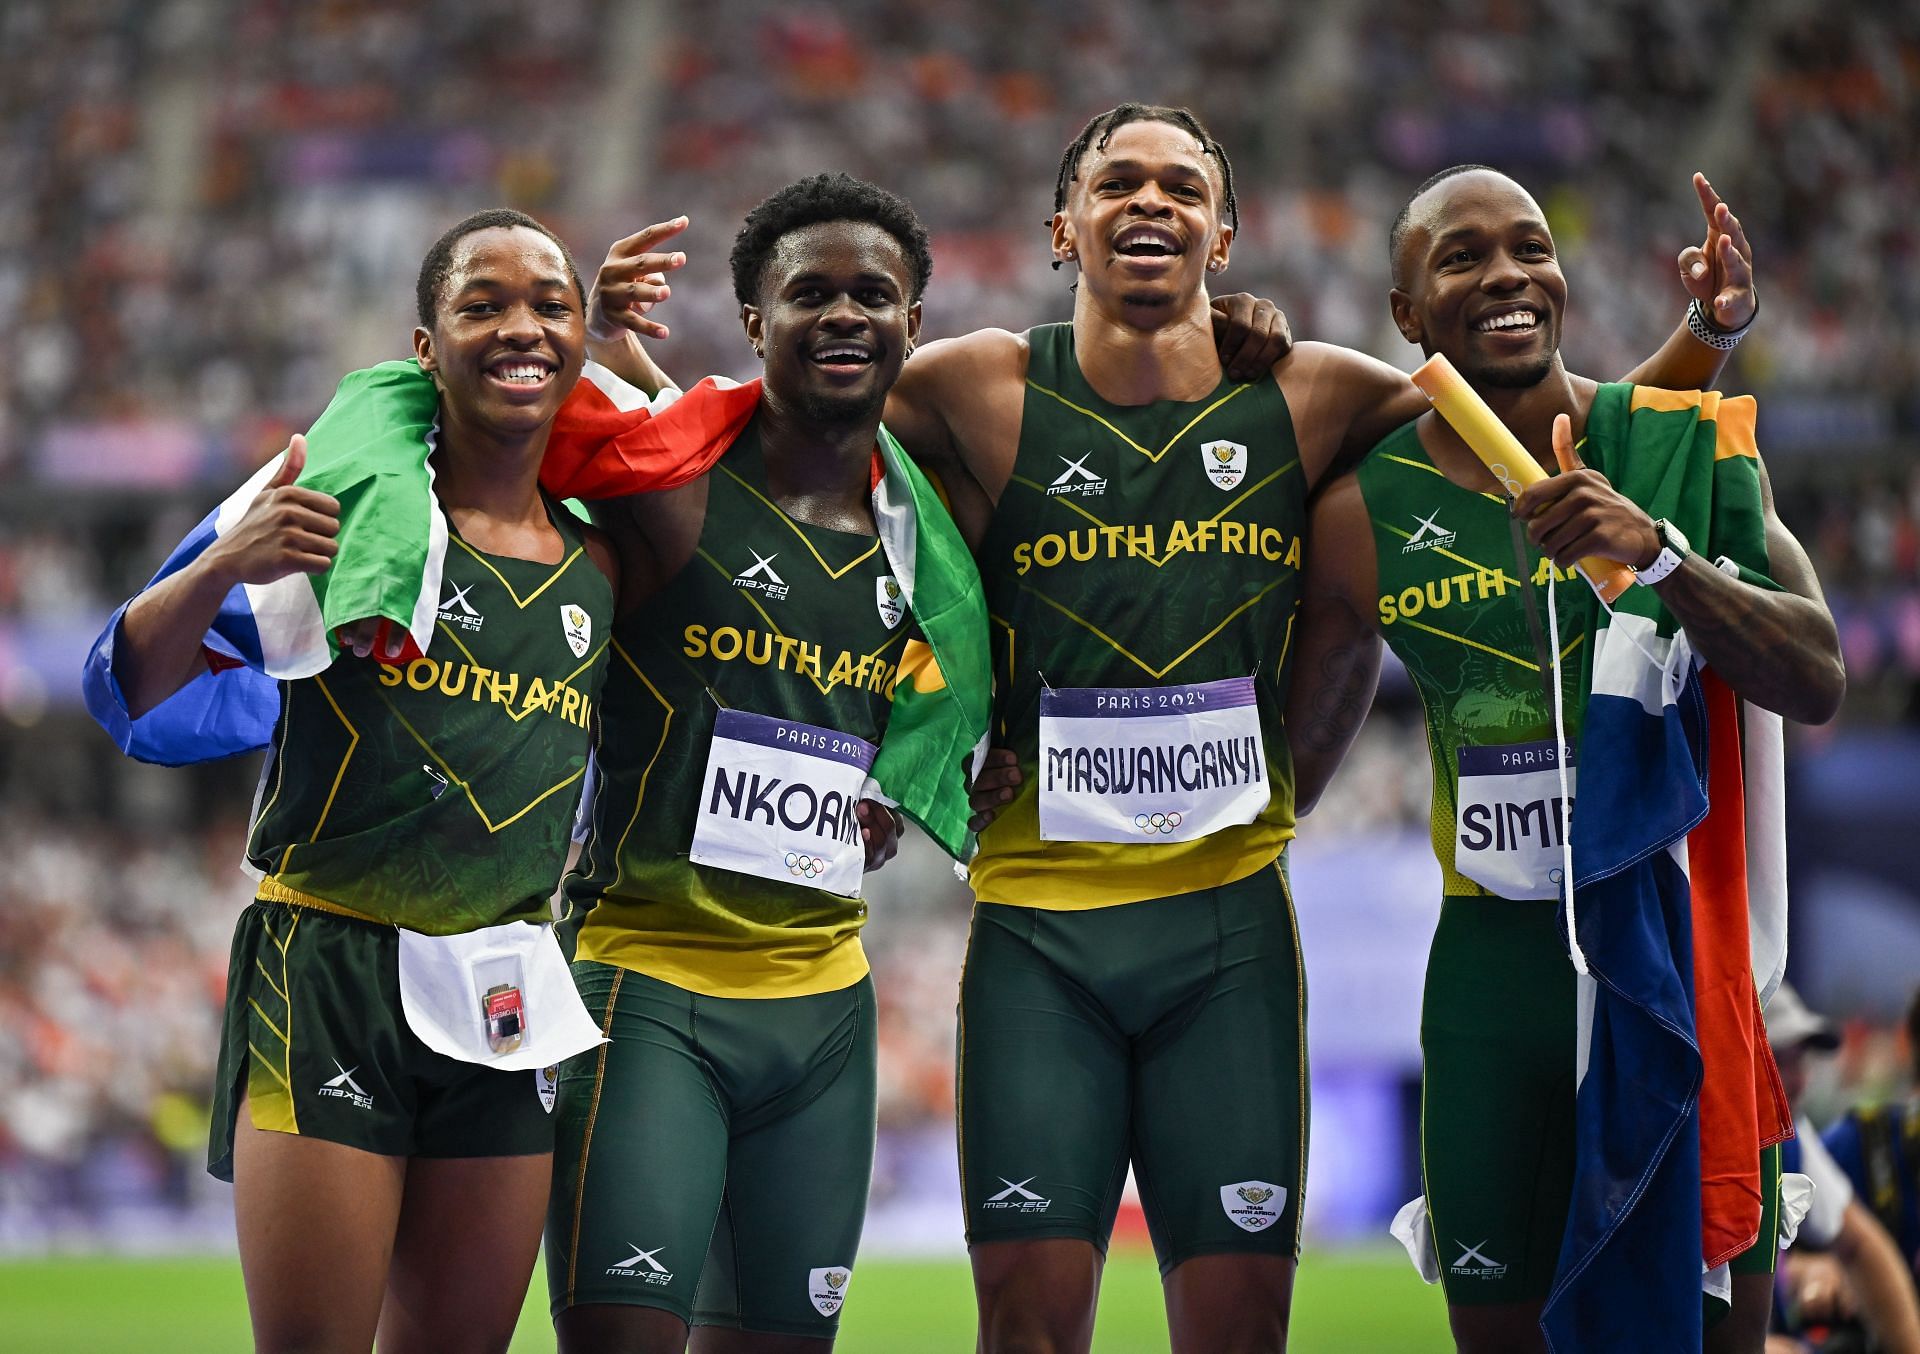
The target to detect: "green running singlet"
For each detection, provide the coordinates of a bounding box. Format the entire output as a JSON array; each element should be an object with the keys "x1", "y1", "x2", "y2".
[{"x1": 971, "y1": 323, "x2": 1306, "y2": 909}]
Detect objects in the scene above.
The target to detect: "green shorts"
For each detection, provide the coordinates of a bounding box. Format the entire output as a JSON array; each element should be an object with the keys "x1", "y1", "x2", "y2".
[
  {"x1": 546, "y1": 963, "x2": 877, "y2": 1336},
  {"x1": 1421, "y1": 896, "x2": 1576, "y2": 1303},
  {"x1": 1422, "y1": 897, "x2": 1785, "y2": 1306},
  {"x1": 208, "y1": 901, "x2": 557, "y2": 1181},
  {"x1": 958, "y1": 862, "x2": 1308, "y2": 1271}
]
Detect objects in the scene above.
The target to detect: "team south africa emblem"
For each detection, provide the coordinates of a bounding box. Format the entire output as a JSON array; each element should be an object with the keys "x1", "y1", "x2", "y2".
[
  {"x1": 561, "y1": 604, "x2": 591, "y2": 658},
  {"x1": 1220, "y1": 1180, "x2": 1285, "y2": 1232},
  {"x1": 875, "y1": 576, "x2": 904, "y2": 630},
  {"x1": 1201, "y1": 439, "x2": 1248, "y2": 491}
]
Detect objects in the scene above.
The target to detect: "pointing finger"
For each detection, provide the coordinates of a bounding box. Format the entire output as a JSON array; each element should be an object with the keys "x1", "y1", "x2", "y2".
[
  {"x1": 608, "y1": 217, "x2": 690, "y2": 261},
  {"x1": 1692, "y1": 172, "x2": 1722, "y2": 226}
]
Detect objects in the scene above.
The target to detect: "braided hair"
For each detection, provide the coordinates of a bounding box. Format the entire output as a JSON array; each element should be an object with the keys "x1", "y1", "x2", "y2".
[{"x1": 1050, "y1": 104, "x2": 1238, "y2": 269}]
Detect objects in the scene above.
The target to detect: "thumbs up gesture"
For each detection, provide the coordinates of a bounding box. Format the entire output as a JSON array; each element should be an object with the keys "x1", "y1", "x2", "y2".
[
  {"x1": 1511, "y1": 415, "x2": 1661, "y2": 571},
  {"x1": 203, "y1": 435, "x2": 342, "y2": 586}
]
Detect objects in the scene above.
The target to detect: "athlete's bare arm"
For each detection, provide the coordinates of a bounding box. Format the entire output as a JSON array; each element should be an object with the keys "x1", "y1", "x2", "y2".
[
  {"x1": 117, "y1": 436, "x2": 340, "y2": 718},
  {"x1": 1516, "y1": 416, "x2": 1843, "y2": 724},
  {"x1": 584, "y1": 479, "x2": 710, "y2": 618},
  {"x1": 1271, "y1": 342, "x2": 1430, "y2": 489},
  {"x1": 881, "y1": 327, "x2": 1030, "y2": 548},
  {"x1": 1287, "y1": 472, "x2": 1384, "y2": 814}
]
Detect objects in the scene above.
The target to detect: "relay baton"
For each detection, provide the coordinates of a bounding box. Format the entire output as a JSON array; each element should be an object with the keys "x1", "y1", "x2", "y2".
[{"x1": 1408, "y1": 353, "x2": 1635, "y2": 604}]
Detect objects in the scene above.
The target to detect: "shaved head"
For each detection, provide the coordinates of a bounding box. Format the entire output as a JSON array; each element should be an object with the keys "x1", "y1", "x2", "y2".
[{"x1": 1389, "y1": 164, "x2": 1510, "y2": 289}]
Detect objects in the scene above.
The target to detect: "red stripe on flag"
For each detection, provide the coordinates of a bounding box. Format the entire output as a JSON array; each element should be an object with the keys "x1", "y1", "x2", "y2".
[
  {"x1": 1689, "y1": 670, "x2": 1792, "y2": 1268},
  {"x1": 539, "y1": 375, "x2": 763, "y2": 500}
]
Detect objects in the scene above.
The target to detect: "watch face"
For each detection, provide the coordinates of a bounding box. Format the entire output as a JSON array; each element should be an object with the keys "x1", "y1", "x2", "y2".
[{"x1": 1656, "y1": 519, "x2": 1690, "y2": 555}]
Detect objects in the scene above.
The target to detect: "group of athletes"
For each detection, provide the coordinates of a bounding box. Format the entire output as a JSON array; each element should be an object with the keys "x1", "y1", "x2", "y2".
[{"x1": 95, "y1": 102, "x2": 1844, "y2": 1354}]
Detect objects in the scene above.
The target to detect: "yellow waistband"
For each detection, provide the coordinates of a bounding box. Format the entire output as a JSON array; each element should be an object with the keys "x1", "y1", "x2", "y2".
[{"x1": 256, "y1": 876, "x2": 385, "y2": 925}]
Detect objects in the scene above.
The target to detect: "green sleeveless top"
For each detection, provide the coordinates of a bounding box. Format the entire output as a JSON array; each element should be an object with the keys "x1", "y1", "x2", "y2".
[
  {"x1": 1355, "y1": 419, "x2": 1595, "y2": 898},
  {"x1": 568, "y1": 419, "x2": 911, "y2": 998},
  {"x1": 971, "y1": 322, "x2": 1306, "y2": 909},
  {"x1": 248, "y1": 499, "x2": 612, "y2": 933}
]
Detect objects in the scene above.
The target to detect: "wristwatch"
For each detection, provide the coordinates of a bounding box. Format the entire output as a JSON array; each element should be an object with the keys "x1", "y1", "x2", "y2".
[{"x1": 1634, "y1": 518, "x2": 1689, "y2": 586}]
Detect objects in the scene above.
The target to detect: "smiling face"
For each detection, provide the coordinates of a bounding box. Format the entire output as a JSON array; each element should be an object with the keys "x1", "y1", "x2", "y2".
[
  {"x1": 743, "y1": 220, "x2": 921, "y2": 426},
  {"x1": 1390, "y1": 170, "x2": 1566, "y2": 390},
  {"x1": 413, "y1": 225, "x2": 586, "y2": 444},
  {"x1": 1052, "y1": 119, "x2": 1232, "y2": 315}
]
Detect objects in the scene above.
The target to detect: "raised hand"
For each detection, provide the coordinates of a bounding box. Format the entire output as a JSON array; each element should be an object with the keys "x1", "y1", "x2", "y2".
[
  {"x1": 1678, "y1": 173, "x2": 1756, "y2": 333},
  {"x1": 1210, "y1": 292, "x2": 1292, "y2": 383},
  {"x1": 589, "y1": 217, "x2": 691, "y2": 343},
  {"x1": 205, "y1": 436, "x2": 342, "y2": 586}
]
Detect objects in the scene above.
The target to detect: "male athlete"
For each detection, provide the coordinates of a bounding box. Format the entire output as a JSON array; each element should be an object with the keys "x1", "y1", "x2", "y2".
[
  {"x1": 546, "y1": 174, "x2": 947, "y2": 1354},
  {"x1": 871, "y1": 109, "x2": 1752, "y2": 1352},
  {"x1": 1285, "y1": 165, "x2": 1844, "y2": 1354}
]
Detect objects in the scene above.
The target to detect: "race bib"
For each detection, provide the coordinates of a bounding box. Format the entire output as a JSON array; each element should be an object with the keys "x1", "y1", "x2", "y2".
[
  {"x1": 1454, "y1": 739, "x2": 1577, "y2": 899},
  {"x1": 1038, "y1": 677, "x2": 1267, "y2": 844},
  {"x1": 689, "y1": 709, "x2": 876, "y2": 897}
]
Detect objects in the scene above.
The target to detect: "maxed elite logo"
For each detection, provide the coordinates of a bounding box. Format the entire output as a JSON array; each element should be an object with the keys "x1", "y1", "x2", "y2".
[
  {"x1": 1401, "y1": 508, "x2": 1458, "y2": 554},
  {"x1": 733, "y1": 549, "x2": 790, "y2": 601},
  {"x1": 1449, "y1": 1239, "x2": 1507, "y2": 1280},
  {"x1": 438, "y1": 581, "x2": 484, "y2": 633},
  {"x1": 1048, "y1": 453, "x2": 1108, "y2": 499},
  {"x1": 1201, "y1": 439, "x2": 1248, "y2": 491},
  {"x1": 318, "y1": 1060, "x2": 373, "y2": 1110},
  {"x1": 606, "y1": 1243, "x2": 673, "y2": 1285},
  {"x1": 807, "y1": 1266, "x2": 853, "y2": 1317},
  {"x1": 1220, "y1": 1180, "x2": 1286, "y2": 1232},
  {"x1": 983, "y1": 1176, "x2": 1051, "y2": 1213}
]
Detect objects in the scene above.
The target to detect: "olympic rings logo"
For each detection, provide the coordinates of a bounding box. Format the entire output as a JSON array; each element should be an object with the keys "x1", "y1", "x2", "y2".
[
  {"x1": 1134, "y1": 811, "x2": 1183, "y2": 835},
  {"x1": 784, "y1": 851, "x2": 827, "y2": 880}
]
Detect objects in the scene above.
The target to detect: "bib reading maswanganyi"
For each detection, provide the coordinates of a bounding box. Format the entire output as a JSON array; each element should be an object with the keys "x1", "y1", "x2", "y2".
[
  {"x1": 1038, "y1": 677, "x2": 1266, "y2": 844},
  {"x1": 1453, "y1": 738, "x2": 1577, "y2": 900},
  {"x1": 689, "y1": 708, "x2": 876, "y2": 897}
]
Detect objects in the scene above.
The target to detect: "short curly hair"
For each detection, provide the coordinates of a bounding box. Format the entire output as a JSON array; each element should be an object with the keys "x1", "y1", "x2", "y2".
[
  {"x1": 729, "y1": 173, "x2": 933, "y2": 308},
  {"x1": 415, "y1": 208, "x2": 584, "y2": 329}
]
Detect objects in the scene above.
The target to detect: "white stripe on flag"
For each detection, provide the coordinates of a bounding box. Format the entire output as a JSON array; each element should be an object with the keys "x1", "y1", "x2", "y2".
[
  {"x1": 1591, "y1": 609, "x2": 1694, "y2": 715},
  {"x1": 405, "y1": 420, "x2": 448, "y2": 659},
  {"x1": 1743, "y1": 702, "x2": 1788, "y2": 1005}
]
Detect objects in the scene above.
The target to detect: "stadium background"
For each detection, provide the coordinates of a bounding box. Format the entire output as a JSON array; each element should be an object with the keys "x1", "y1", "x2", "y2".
[{"x1": 1, "y1": 1, "x2": 1915, "y2": 1348}]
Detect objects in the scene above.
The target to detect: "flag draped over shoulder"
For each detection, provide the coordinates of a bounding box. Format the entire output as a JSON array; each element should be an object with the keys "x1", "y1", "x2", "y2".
[
  {"x1": 83, "y1": 359, "x2": 990, "y2": 858},
  {"x1": 83, "y1": 361, "x2": 446, "y2": 762},
  {"x1": 1542, "y1": 385, "x2": 1792, "y2": 1353}
]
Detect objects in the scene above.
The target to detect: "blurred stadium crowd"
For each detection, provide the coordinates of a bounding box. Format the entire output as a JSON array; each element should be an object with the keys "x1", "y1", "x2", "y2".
[{"x1": 1, "y1": 0, "x2": 1916, "y2": 1245}]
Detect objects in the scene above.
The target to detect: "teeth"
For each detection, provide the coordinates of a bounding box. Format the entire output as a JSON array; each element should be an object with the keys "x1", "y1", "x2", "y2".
[
  {"x1": 814, "y1": 348, "x2": 871, "y2": 362},
  {"x1": 495, "y1": 363, "x2": 549, "y2": 383},
  {"x1": 1476, "y1": 311, "x2": 1539, "y2": 333}
]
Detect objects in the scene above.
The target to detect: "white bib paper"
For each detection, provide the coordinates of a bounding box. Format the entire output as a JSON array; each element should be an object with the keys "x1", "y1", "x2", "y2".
[
  {"x1": 1038, "y1": 677, "x2": 1267, "y2": 844},
  {"x1": 1453, "y1": 739, "x2": 1577, "y2": 899},
  {"x1": 689, "y1": 708, "x2": 876, "y2": 897},
  {"x1": 396, "y1": 920, "x2": 606, "y2": 1071}
]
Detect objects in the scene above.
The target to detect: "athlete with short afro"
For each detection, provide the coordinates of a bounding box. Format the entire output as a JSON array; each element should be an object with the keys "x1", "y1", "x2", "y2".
[{"x1": 544, "y1": 173, "x2": 924, "y2": 1354}]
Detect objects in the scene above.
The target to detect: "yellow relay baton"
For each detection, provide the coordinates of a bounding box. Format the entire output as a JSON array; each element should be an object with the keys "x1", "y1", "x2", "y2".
[{"x1": 1409, "y1": 353, "x2": 1635, "y2": 604}]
